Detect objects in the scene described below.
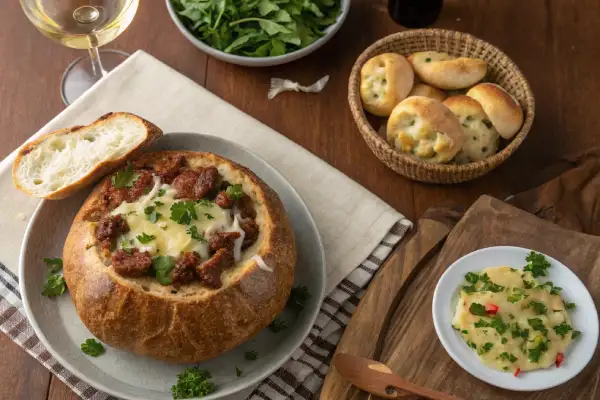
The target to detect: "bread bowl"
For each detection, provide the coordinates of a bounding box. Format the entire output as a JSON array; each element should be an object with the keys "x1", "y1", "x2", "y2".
[{"x1": 62, "y1": 150, "x2": 296, "y2": 363}]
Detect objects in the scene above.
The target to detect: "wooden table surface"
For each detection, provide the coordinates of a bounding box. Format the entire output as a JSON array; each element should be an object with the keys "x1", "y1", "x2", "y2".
[{"x1": 1, "y1": 0, "x2": 598, "y2": 398}]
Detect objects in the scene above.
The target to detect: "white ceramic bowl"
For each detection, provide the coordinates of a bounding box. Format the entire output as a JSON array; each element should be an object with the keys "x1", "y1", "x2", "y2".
[
  {"x1": 165, "y1": 0, "x2": 351, "y2": 67},
  {"x1": 432, "y1": 246, "x2": 599, "y2": 392}
]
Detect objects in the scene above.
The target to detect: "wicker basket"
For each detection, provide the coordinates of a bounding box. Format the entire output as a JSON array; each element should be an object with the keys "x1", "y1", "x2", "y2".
[{"x1": 348, "y1": 29, "x2": 535, "y2": 184}]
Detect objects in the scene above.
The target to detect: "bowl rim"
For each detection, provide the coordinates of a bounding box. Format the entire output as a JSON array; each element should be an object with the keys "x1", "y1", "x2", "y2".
[
  {"x1": 165, "y1": 0, "x2": 351, "y2": 63},
  {"x1": 348, "y1": 28, "x2": 536, "y2": 176}
]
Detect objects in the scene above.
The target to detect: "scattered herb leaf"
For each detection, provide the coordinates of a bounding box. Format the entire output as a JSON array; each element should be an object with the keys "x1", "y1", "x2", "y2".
[
  {"x1": 187, "y1": 226, "x2": 207, "y2": 243},
  {"x1": 81, "y1": 338, "x2": 105, "y2": 357},
  {"x1": 244, "y1": 350, "x2": 258, "y2": 361},
  {"x1": 43, "y1": 257, "x2": 63, "y2": 273},
  {"x1": 171, "y1": 367, "x2": 214, "y2": 399},
  {"x1": 553, "y1": 322, "x2": 573, "y2": 338},
  {"x1": 137, "y1": 233, "x2": 156, "y2": 244},
  {"x1": 523, "y1": 251, "x2": 551, "y2": 278},
  {"x1": 469, "y1": 303, "x2": 487, "y2": 316},
  {"x1": 268, "y1": 317, "x2": 288, "y2": 333},
  {"x1": 151, "y1": 256, "x2": 176, "y2": 285},
  {"x1": 225, "y1": 184, "x2": 245, "y2": 200},
  {"x1": 111, "y1": 164, "x2": 139, "y2": 189},
  {"x1": 170, "y1": 201, "x2": 198, "y2": 225},
  {"x1": 42, "y1": 274, "x2": 67, "y2": 297}
]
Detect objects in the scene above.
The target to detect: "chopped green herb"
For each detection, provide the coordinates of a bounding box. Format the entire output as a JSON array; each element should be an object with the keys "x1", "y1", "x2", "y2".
[
  {"x1": 43, "y1": 257, "x2": 63, "y2": 273},
  {"x1": 244, "y1": 350, "x2": 258, "y2": 361},
  {"x1": 157, "y1": 188, "x2": 166, "y2": 197},
  {"x1": 171, "y1": 367, "x2": 214, "y2": 399},
  {"x1": 268, "y1": 317, "x2": 288, "y2": 333},
  {"x1": 469, "y1": 303, "x2": 487, "y2": 316},
  {"x1": 572, "y1": 330, "x2": 582, "y2": 340},
  {"x1": 196, "y1": 199, "x2": 215, "y2": 207},
  {"x1": 143, "y1": 186, "x2": 152, "y2": 195},
  {"x1": 81, "y1": 338, "x2": 105, "y2": 356},
  {"x1": 154, "y1": 201, "x2": 165, "y2": 207},
  {"x1": 144, "y1": 205, "x2": 162, "y2": 223},
  {"x1": 528, "y1": 335, "x2": 549, "y2": 363},
  {"x1": 499, "y1": 352, "x2": 518, "y2": 363},
  {"x1": 170, "y1": 201, "x2": 198, "y2": 225},
  {"x1": 287, "y1": 285, "x2": 310, "y2": 312},
  {"x1": 111, "y1": 164, "x2": 139, "y2": 189},
  {"x1": 503, "y1": 366, "x2": 509, "y2": 371},
  {"x1": 553, "y1": 322, "x2": 573, "y2": 338},
  {"x1": 41, "y1": 274, "x2": 67, "y2": 297},
  {"x1": 461, "y1": 285, "x2": 476, "y2": 294},
  {"x1": 466, "y1": 340, "x2": 477, "y2": 349},
  {"x1": 236, "y1": 366, "x2": 243, "y2": 377},
  {"x1": 527, "y1": 301, "x2": 547, "y2": 315},
  {"x1": 225, "y1": 184, "x2": 245, "y2": 200},
  {"x1": 477, "y1": 342, "x2": 494, "y2": 355},
  {"x1": 523, "y1": 251, "x2": 551, "y2": 278},
  {"x1": 204, "y1": 213, "x2": 214, "y2": 220},
  {"x1": 137, "y1": 233, "x2": 156, "y2": 244},
  {"x1": 501, "y1": 337, "x2": 508, "y2": 344},
  {"x1": 479, "y1": 273, "x2": 490, "y2": 283},
  {"x1": 509, "y1": 313, "x2": 515, "y2": 320},
  {"x1": 481, "y1": 281, "x2": 505, "y2": 293},
  {"x1": 474, "y1": 319, "x2": 490, "y2": 328},
  {"x1": 461, "y1": 330, "x2": 469, "y2": 335},
  {"x1": 187, "y1": 226, "x2": 207, "y2": 243},
  {"x1": 425, "y1": 57, "x2": 432, "y2": 62},
  {"x1": 491, "y1": 315, "x2": 508, "y2": 335},
  {"x1": 465, "y1": 272, "x2": 479, "y2": 284},
  {"x1": 511, "y1": 323, "x2": 529, "y2": 339},
  {"x1": 151, "y1": 256, "x2": 176, "y2": 285},
  {"x1": 564, "y1": 301, "x2": 576, "y2": 310},
  {"x1": 527, "y1": 318, "x2": 548, "y2": 336},
  {"x1": 507, "y1": 288, "x2": 524, "y2": 303},
  {"x1": 523, "y1": 279, "x2": 535, "y2": 289}
]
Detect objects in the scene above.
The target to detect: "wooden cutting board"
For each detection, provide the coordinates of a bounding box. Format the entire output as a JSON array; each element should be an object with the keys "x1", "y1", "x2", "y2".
[{"x1": 321, "y1": 195, "x2": 600, "y2": 400}]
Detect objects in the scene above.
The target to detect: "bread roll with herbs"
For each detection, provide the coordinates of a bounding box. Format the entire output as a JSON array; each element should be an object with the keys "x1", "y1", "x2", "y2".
[
  {"x1": 467, "y1": 83, "x2": 524, "y2": 139},
  {"x1": 408, "y1": 83, "x2": 447, "y2": 102},
  {"x1": 408, "y1": 51, "x2": 487, "y2": 90},
  {"x1": 360, "y1": 53, "x2": 414, "y2": 116},
  {"x1": 387, "y1": 96, "x2": 464, "y2": 164},
  {"x1": 443, "y1": 95, "x2": 500, "y2": 163}
]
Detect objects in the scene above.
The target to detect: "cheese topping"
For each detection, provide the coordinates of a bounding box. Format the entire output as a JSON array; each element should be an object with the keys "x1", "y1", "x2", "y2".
[
  {"x1": 111, "y1": 175, "x2": 241, "y2": 259},
  {"x1": 453, "y1": 266, "x2": 577, "y2": 374}
]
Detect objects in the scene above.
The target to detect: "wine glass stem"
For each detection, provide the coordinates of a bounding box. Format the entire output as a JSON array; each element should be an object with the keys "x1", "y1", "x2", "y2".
[{"x1": 88, "y1": 46, "x2": 108, "y2": 78}]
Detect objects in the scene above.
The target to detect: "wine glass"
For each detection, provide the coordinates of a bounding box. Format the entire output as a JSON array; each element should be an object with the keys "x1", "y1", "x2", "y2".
[{"x1": 20, "y1": 0, "x2": 139, "y2": 105}]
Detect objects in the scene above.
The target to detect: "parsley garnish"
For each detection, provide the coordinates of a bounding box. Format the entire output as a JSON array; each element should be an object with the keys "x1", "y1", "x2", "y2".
[
  {"x1": 196, "y1": 199, "x2": 214, "y2": 207},
  {"x1": 171, "y1": 367, "x2": 214, "y2": 399},
  {"x1": 469, "y1": 303, "x2": 487, "y2": 316},
  {"x1": 507, "y1": 288, "x2": 524, "y2": 303},
  {"x1": 465, "y1": 272, "x2": 479, "y2": 284},
  {"x1": 244, "y1": 350, "x2": 258, "y2": 361},
  {"x1": 187, "y1": 226, "x2": 207, "y2": 243},
  {"x1": 461, "y1": 285, "x2": 476, "y2": 294},
  {"x1": 480, "y1": 281, "x2": 505, "y2": 293},
  {"x1": 477, "y1": 342, "x2": 494, "y2": 355},
  {"x1": 268, "y1": 317, "x2": 288, "y2": 333},
  {"x1": 111, "y1": 164, "x2": 139, "y2": 188},
  {"x1": 144, "y1": 205, "x2": 162, "y2": 223},
  {"x1": 564, "y1": 301, "x2": 576, "y2": 310},
  {"x1": 157, "y1": 189, "x2": 166, "y2": 197},
  {"x1": 154, "y1": 201, "x2": 165, "y2": 207},
  {"x1": 170, "y1": 201, "x2": 198, "y2": 224},
  {"x1": 528, "y1": 318, "x2": 548, "y2": 336},
  {"x1": 501, "y1": 337, "x2": 508, "y2": 344},
  {"x1": 480, "y1": 273, "x2": 490, "y2": 283},
  {"x1": 151, "y1": 256, "x2": 176, "y2": 285},
  {"x1": 499, "y1": 352, "x2": 518, "y2": 363},
  {"x1": 509, "y1": 313, "x2": 515, "y2": 320},
  {"x1": 474, "y1": 319, "x2": 490, "y2": 328},
  {"x1": 528, "y1": 336, "x2": 549, "y2": 363},
  {"x1": 236, "y1": 366, "x2": 243, "y2": 377},
  {"x1": 523, "y1": 251, "x2": 551, "y2": 277},
  {"x1": 225, "y1": 184, "x2": 245, "y2": 200},
  {"x1": 43, "y1": 257, "x2": 63, "y2": 273},
  {"x1": 461, "y1": 330, "x2": 468, "y2": 335},
  {"x1": 81, "y1": 338, "x2": 105, "y2": 357},
  {"x1": 286, "y1": 285, "x2": 310, "y2": 312},
  {"x1": 490, "y1": 315, "x2": 508, "y2": 335},
  {"x1": 42, "y1": 274, "x2": 67, "y2": 297},
  {"x1": 136, "y1": 233, "x2": 156, "y2": 244},
  {"x1": 204, "y1": 213, "x2": 214, "y2": 220},
  {"x1": 527, "y1": 301, "x2": 547, "y2": 315},
  {"x1": 553, "y1": 322, "x2": 573, "y2": 338},
  {"x1": 523, "y1": 279, "x2": 535, "y2": 289},
  {"x1": 466, "y1": 340, "x2": 477, "y2": 349},
  {"x1": 511, "y1": 323, "x2": 529, "y2": 339},
  {"x1": 572, "y1": 330, "x2": 582, "y2": 340}
]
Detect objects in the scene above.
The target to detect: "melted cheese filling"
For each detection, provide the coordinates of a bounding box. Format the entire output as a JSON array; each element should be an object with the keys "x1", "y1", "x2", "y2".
[
  {"x1": 110, "y1": 175, "x2": 244, "y2": 260},
  {"x1": 453, "y1": 266, "x2": 575, "y2": 373}
]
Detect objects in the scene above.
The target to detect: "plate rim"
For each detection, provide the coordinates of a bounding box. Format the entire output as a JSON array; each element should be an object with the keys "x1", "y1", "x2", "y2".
[
  {"x1": 19, "y1": 132, "x2": 327, "y2": 399},
  {"x1": 432, "y1": 245, "x2": 599, "y2": 392}
]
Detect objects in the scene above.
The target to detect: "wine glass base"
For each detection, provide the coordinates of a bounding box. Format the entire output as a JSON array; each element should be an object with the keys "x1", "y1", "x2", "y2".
[{"x1": 60, "y1": 49, "x2": 129, "y2": 106}]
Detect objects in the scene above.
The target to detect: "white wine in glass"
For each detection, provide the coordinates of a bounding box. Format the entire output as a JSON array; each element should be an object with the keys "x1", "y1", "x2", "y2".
[{"x1": 20, "y1": 0, "x2": 139, "y2": 105}]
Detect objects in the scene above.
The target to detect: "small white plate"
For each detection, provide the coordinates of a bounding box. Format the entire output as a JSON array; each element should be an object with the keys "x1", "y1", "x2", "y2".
[{"x1": 432, "y1": 246, "x2": 599, "y2": 391}]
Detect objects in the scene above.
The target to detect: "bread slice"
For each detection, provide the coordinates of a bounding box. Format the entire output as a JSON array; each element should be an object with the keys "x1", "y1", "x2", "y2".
[{"x1": 12, "y1": 112, "x2": 162, "y2": 200}]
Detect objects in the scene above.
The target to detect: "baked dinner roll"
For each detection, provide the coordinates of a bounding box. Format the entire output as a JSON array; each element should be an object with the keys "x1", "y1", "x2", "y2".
[
  {"x1": 443, "y1": 95, "x2": 500, "y2": 163},
  {"x1": 408, "y1": 51, "x2": 487, "y2": 90},
  {"x1": 408, "y1": 83, "x2": 446, "y2": 102},
  {"x1": 467, "y1": 83, "x2": 524, "y2": 139},
  {"x1": 63, "y1": 151, "x2": 296, "y2": 363},
  {"x1": 387, "y1": 96, "x2": 464, "y2": 164},
  {"x1": 360, "y1": 53, "x2": 414, "y2": 116}
]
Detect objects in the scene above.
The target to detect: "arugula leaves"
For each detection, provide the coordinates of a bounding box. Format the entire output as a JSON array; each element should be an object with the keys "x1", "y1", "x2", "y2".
[
  {"x1": 171, "y1": 367, "x2": 214, "y2": 399},
  {"x1": 81, "y1": 338, "x2": 105, "y2": 357},
  {"x1": 171, "y1": 0, "x2": 342, "y2": 57},
  {"x1": 111, "y1": 164, "x2": 140, "y2": 189},
  {"x1": 151, "y1": 256, "x2": 176, "y2": 285}
]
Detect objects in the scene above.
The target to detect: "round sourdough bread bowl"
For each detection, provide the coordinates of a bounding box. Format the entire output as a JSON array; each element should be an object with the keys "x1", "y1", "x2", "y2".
[
  {"x1": 62, "y1": 150, "x2": 296, "y2": 363},
  {"x1": 349, "y1": 29, "x2": 535, "y2": 184}
]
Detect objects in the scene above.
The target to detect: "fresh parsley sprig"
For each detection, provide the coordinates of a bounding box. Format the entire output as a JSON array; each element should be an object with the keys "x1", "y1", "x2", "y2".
[
  {"x1": 41, "y1": 257, "x2": 66, "y2": 297},
  {"x1": 81, "y1": 338, "x2": 105, "y2": 357},
  {"x1": 171, "y1": 367, "x2": 214, "y2": 399},
  {"x1": 111, "y1": 164, "x2": 140, "y2": 189}
]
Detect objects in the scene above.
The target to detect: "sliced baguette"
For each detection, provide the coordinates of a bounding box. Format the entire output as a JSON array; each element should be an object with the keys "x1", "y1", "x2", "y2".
[{"x1": 12, "y1": 112, "x2": 162, "y2": 200}]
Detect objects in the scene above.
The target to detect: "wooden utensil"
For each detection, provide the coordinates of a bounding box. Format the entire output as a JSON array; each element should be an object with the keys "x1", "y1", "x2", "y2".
[{"x1": 334, "y1": 353, "x2": 460, "y2": 400}]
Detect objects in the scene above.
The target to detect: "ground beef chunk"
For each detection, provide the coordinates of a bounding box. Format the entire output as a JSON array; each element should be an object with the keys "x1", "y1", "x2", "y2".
[
  {"x1": 111, "y1": 249, "x2": 152, "y2": 277},
  {"x1": 96, "y1": 214, "x2": 130, "y2": 250},
  {"x1": 209, "y1": 232, "x2": 241, "y2": 253},
  {"x1": 215, "y1": 191, "x2": 234, "y2": 208},
  {"x1": 171, "y1": 251, "x2": 201, "y2": 284},
  {"x1": 103, "y1": 169, "x2": 154, "y2": 209},
  {"x1": 236, "y1": 195, "x2": 257, "y2": 219},
  {"x1": 172, "y1": 166, "x2": 219, "y2": 200},
  {"x1": 153, "y1": 154, "x2": 186, "y2": 184},
  {"x1": 196, "y1": 248, "x2": 234, "y2": 288},
  {"x1": 241, "y1": 219, "x2": 259, "y2": 249}
]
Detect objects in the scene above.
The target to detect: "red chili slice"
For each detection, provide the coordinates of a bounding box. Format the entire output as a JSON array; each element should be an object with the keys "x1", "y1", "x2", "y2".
[
  {"x1": 485, "y1": 304, "x2": 499, "y2": 314},
  {"x1": 514, "y1": 368, "x2": 521, "y2": 377},
  {"x1": 555, "y1": 352, "x2": 564, "y2": 368}
]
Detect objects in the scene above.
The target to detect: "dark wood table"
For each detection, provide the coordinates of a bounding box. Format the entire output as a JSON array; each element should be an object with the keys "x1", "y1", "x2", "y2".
[{"x1": 1, "y1": 0, "x2": 598, "y2": 398}]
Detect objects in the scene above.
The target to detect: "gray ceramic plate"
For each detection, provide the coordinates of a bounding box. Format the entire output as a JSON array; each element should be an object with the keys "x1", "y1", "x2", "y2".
[{"x1": 19, "y1": 133, "x2": 326, "y2": 400}]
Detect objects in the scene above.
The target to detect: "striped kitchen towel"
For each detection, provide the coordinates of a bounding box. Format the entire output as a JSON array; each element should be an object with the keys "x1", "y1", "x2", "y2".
[{"x1": 0, "y1": 219, "x2": 411, "y2": 400}]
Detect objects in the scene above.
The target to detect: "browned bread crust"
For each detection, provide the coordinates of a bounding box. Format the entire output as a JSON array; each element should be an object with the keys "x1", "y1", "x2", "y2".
[{"x1": 62, "y1": 151, "x2": 296, "y2": 363}]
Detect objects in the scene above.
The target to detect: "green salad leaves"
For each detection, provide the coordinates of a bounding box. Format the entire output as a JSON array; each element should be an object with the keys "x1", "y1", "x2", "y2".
[{"x1": 171, "y1": 0, "x2": 342, "y2": 57}]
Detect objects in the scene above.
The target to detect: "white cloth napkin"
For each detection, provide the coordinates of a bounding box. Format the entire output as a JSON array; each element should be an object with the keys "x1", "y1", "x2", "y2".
[{"x1": 0, "y1": 50, "x2": 411, "y2": 399}]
